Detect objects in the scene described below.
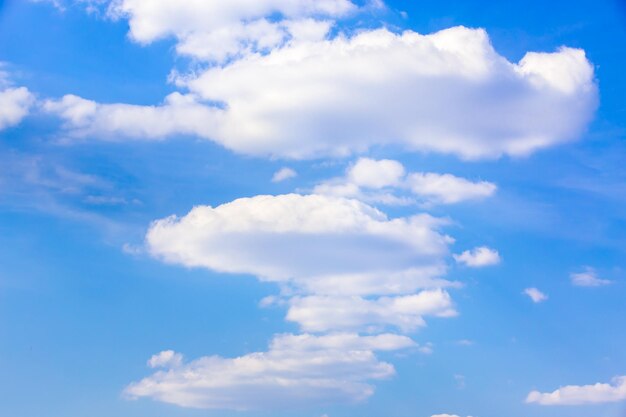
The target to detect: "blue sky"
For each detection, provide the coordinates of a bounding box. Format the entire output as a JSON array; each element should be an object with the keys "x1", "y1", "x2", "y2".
[{"x1": 1, "y1": 1, "x2": 625, "y2": 417}]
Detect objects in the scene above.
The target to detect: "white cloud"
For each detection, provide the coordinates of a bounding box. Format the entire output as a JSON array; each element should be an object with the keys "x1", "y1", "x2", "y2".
[
  {"x1": 313, "y1": 158, "x2": 496, "y2": 205},
  {"x1": 125, "y1": 333, "x2": 414, "y2": 410},
  {"x1": 272, "y1": 167, "x2": 297, "y2": 182},
  {"x1": 0, "y1": 87, "x2": 35, "y2": 131},
  {"x1": 286, "y1": 290, "x2": 457, "y2": 332},
  {"x1": 570, "y1": 267, "x2": 612, "y2": 287},
  {"x1": 108, "y1": 0, "x2": 357, "y2": 62},
  {"x1": 44, "y1": 93, "x2": 220, "y2": 140},
  {"x1": 453, "y1": 246, "x2": 500, "y2": 267},
  {"x1": 406, "y1": 172, "x2": 496, "y2": 204},
  {"x1": 148, "y1": 350, "x2": 183, "y2": 369},
  {"x1": 526, "y1": 376, "x2": 626, "y2": 405},
  {"x1": 146, "y1": 193, "x2": 452, "y2": 294},
  {"x1": 347, "y1": 158, "x2": 405, "y2": 189},
  {"x1": 48, "y1": 27, "x2": 597, "y2": 160},
  {"x1": 523, "y1": 287, "x2": 548, "y2": 303}
]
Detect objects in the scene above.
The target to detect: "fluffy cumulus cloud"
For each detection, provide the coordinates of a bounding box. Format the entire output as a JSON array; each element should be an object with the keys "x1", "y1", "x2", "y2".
[
  {"x1": 125, "y1": 333, "x2": 414, "y2": 410},
  {"x1": 570, "y1": 267, "x2": 612, "y2": 287},
  {"x1": 135, "y1": 193, "x2": 463, "y2": 407},
  {"x1": 146, "y1": 193, "x2": 453, "y2": 293},
  {"x1": 0, "y1": 67, "x2": 35, "y2": 131},
  {"x1": 526, "y1": 376, "x2": 626, "y2": 405},
  {"x1": 47, "y1": 26, "x2": 597, "y2": 160},
  {"x1": 107, "y1": 0, "x2": 359, "y2": 62},
  {"x1": 453, "y1": 246, "x2": 500, "y2": 267},
  {"x1": 314, "y1": 158, "x2": 496, "y2": 205},
  {"x1": 523, "y1": 287, "x2": 548, "y2": 303}
]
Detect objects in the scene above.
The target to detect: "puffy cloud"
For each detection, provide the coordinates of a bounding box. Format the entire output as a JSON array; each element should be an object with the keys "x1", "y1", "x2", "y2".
[
  {"x1": 523, "y1": 287, "x2": 548, "y2": 303},
  {"x1": 48, "y1": 27, "x2": 597, "y2": 160},
  {"x1": 526, "y1": 376, "x2": 626, "y2": 405},
  {"x1": 570, "y1": 267, "x2": 612, "y2": 287},
  {"x1": 286, "y1": 290, "x2": 457, "y2": 332},
  {"x1": 125, "y1": 333, "x2": 414, "y2": 410},
  {"x1": 108, "y1": 0, "x2": 357, "y2": 62},
  {"x1": 146, "y1": 193, "x2": 452, "y2": 294},
  {"x1": 148, "y1": 350, "x2": 183, "y2": 369},
  {"x1": 313, "y1": 158, "x2": 496, "y2": 205},
  {"x1": 272, "y1": 167, "x2": 297, "y2": 182},
  {"x1": 453, "y1": 246, "x2": 500, "y2": 267},
  {"x1": 0, "y1": 87, "x2": 35, "y2": 131}
]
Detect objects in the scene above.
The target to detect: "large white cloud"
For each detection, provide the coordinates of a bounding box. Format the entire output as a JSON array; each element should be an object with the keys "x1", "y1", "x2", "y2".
[
  {"x1": 47, "y1": 26, "x2": 597, "y2": 160},
  {"x1": 0, "y1": 87, "x2": 34, "y2": 131},
  {"x1": 526, "y1": 376, "x2": 626, "y2": 405},
  {"x1": 146, "y1": 193, "x2": 453, "y2": 294},
  {"x1": 125, "y1": 333, "x2": 414, "y2": 410}
]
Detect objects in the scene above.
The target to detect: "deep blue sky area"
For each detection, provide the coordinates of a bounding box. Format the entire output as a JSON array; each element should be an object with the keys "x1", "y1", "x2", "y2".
[{"x1": 1, "y1": 1, "x2": 626, "y2": 417}]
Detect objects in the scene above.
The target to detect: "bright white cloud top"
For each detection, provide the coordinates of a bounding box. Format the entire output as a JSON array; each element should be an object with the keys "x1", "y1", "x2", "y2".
[
  {"x1": 146, "y1": 193, "x2": 452, "y2": 291},
  {"x1": 46, "y1": 26, "x2": 597, "y2": 160},
  {"x1": 125, "y1": 333, "x2": 415, "y2": 409},
  {"x1": 526, "y1": 376, "x2": 626, "y2": 405},
  {"x1": 109, "y1": 0, "x2": 358, "y2": 62}
]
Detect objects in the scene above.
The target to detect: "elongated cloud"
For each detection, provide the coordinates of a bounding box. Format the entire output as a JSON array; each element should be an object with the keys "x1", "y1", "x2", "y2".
[
  {"x1": 526, "y1": 376, "x2": 626, "y2": 405},
  {"x1": 125, "y1": 333, "x2": 414, "y2": 410},
  {"x1": 570, "y1": 267, "x2": 612, "y2": 287},
  {"x1": 286, "y1": 290, "x2": 457, "y2": 332},
  {"x1": 146, "y1": 193, "x2": 452, "y2": 293},
  {"x1": 47, "y1": 27, "x2": 597, "y2": 160},
  {"x1": 314, "y1": 158, "x2": 496, "y2": 205}
]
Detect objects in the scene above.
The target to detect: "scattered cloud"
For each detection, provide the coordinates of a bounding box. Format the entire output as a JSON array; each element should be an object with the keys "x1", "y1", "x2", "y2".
[
  {"x1": 453, "y1": 246, "x2": 500, "y2": 267},
  {"x1": 272, "y1": 167, "x2": 297, "y2": 182},
  {"x1": 570, "y1": 267, "x2": 612, "y2": 287},
  {"x1": 0, "y1": 85, "x2": 35, "y2": 131},
  {"x1": 314, "y1": 158, "x2": 496, "y2": 205},
  {"x1": 125, "y1": 333, "x2": 414, "y2": 410},
  {"x1": 526, "y1": 376, "x2": 626, "y2": 405},
  {"x1": 523, "y1": 287, "x2": 548, "y2": 303},
  {"x1": 47, "y1": 27, "x2": 596, "y2": 160}
]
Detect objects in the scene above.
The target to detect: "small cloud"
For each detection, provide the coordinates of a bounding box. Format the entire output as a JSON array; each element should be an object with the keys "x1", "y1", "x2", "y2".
[
  {"x1": 272, "y1": 167, "x2": 297, "y2": 182},
  {"x1": 526, "y1": 376, "x2": 626, "y2": 405},
  {"x1": 122, "y1": 243, "x2": 144, "y2": 256},
  {"x1": 454, "y1": 374, "x2": 466, "y2": 389},
  {"x1": 148, "y1": 350, "x2": 183, "y2": 369},
  {"x1": 418, "y1": 342, "x2": 434, "y2": 355},
  {"x1": 453, "y1": 246, "x2": 500, "y2": 267},
  {"x1": 523, "y1": 287, "x2": 548, "y2": 303},
  {"x1": 456, "y1": 339, "x2": 474, "y2": 346},
  {"x1": 570, "y1": 267, "x2": 612, "y2": 287}
]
